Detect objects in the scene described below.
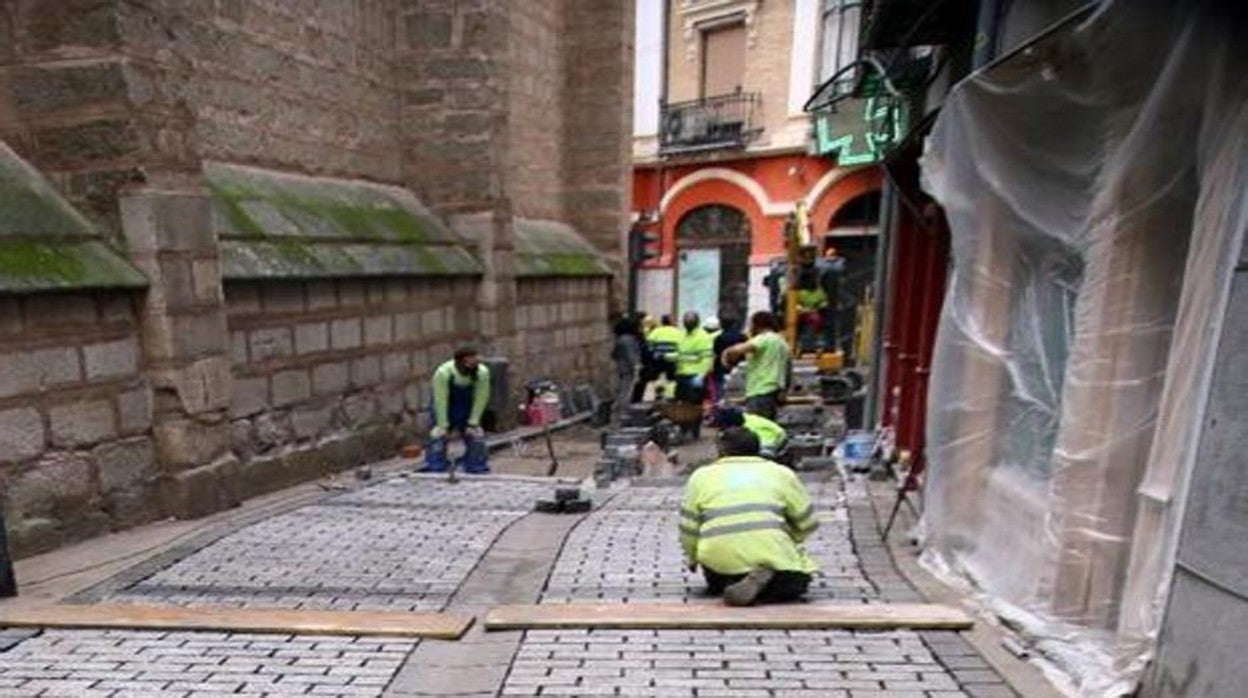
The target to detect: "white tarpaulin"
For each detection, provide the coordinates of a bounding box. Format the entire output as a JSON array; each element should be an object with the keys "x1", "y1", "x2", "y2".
[{"x1": 919, "y1": 1, "x2": 1247, "y2": 694}]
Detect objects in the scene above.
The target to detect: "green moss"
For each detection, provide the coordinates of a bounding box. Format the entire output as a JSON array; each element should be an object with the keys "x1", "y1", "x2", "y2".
[
  {"x1": 0, "y1": 241, "x2": 88, "y2": 281},
  {"x1": 0, "y1": 240, "x2": 146, "y2": 292}
]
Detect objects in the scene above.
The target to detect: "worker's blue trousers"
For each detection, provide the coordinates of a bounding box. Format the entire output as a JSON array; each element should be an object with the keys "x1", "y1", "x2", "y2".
[{"x1": 422, "y1": 383, "x2": 489, "y2": 473}]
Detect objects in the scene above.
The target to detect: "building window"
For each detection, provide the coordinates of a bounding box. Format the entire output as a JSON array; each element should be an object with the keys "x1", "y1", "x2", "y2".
[
  {"x1": 819, "y1": 0, "x2": 862, "y2": 83},
  {"x1": 701, "y1": 22, "x2": 746, "y2": 97}
]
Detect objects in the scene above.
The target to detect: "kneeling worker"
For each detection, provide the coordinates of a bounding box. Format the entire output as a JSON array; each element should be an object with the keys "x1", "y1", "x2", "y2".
[
  {"x1": 717, "y1": 407, "x2": 787, "y2": 461},
  {"x1": 423, "y1": 346, "x2": 491, "y2": 474},
  {"x1": 679, "y1": 428, "x2": 819, "y2": 605}
]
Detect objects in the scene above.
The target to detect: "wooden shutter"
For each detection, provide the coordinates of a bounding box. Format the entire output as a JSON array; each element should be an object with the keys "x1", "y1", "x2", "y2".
[{"x1": 701, "y1": 24, "x2": 746, "y2": 97}]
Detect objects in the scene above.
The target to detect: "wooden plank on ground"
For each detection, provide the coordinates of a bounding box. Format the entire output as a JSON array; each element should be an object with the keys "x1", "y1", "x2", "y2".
[
  {"x1": 484, "y1": 602, "x2": 972, "y2": 631},
  {"x1": 0, "y1": 604, "x2": 473, "y2": 639}
]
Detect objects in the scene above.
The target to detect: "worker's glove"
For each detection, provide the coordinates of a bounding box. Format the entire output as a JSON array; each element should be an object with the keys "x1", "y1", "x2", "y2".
[
  {"x1": 429, "y1": 426, "x2": 447, "y2": 440},
  {"x1": 465, "y1": 425, "x2": 485, "y2": 439}
]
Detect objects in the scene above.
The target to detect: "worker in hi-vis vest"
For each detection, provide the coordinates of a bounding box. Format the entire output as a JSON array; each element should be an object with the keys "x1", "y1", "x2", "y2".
[
  {"x1": 721, "y1": 310, "x2": 791, "y2": 420},
  {"x1": 679, "y1": 428, "x2": 819, "y2": 606},
  {"x1": 422, "y1": 345, "x2": 491, "y2": 474},
  {"x1": 716, "y1": 407, "x2": 788, "y2": 461},
  {"x1": 674, "y1": 311, "x2": 714, "y2": 438}
]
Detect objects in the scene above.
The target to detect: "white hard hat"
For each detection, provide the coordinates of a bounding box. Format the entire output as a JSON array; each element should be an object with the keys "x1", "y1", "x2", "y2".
[{"x1": 703, "y1": 316, "x2": 721, "y2": 331}]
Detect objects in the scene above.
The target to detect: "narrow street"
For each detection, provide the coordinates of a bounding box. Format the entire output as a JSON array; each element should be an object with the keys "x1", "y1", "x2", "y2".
[{"x1": 0, "y1": 433, "x2": 1027, "y2": 698}]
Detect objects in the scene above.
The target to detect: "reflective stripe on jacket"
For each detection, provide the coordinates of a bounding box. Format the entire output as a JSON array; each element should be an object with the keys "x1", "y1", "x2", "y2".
[
  {"x1": 676, "y1": 328, "x2": 714, "y2": 376},
  {"x1": 679, "y1": 456, "x2": 819, "y2": 575},
  {"x1": 743, "y1": 413, "x2": 787, "y2": 450},
  {"x1": 647, "y1": 326, "x2": 683, "y2": 361}
]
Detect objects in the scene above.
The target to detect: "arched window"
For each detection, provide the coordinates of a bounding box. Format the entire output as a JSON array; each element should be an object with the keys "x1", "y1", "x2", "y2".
[{"x1": 675, "y1": 205, "x2": 751, "y2": 324}]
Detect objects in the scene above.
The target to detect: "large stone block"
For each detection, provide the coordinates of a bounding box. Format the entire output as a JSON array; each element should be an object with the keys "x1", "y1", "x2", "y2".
[
  {"x1": 225, "y1": 282, "x2": 261, "y2": 314},
  {"x1": 7, "y1": 517, "x2": 61, "y2": 557},
  {"x1": 260, "y1": 283, "x2": 306, "y2": 314},
  {"x1": 143, "y1": 312, "x2": 227, "y2": 361},
  {"x1": 93, "y1": 436, "x2": 155, "y2": 493},
  {"x1": 351, "y1": 356, "x2": 382, "y2": 388},
  {"x1": 294, "y1": 322, "x2": 329, "y2": 355},
  {"x1": 120, "y1": 191, "x2": 215, "y2": 254},
  {"x1": 271, "y1": 369, "x2": 311, "y2": 407},
  {"x1": 230, "y1": 330, "x2": 248, "y2": 364},
  {"x1": 5, "y1": 452, "x2": 93, "y2": 518},
  {"x1": 150, "y1": 356, "x2": 231, "y2": 415},
  {"x1": 382, "y1": 352, "x2": 411, "y2": 381},
  {"x1": 230, "y1": 375, "x2": 268, "y2": 417},
  {"x1": 190, "y1": 259, "x2": 222, "y2": 303},
  {"x1": 24, "y1": 294, "x2": 97, "y2": 327},
  {"x1": 154, "y1": 418, "x2": 230, "y2": 469},
  {"x1": 364, "y1": 315, "x2": 393, "y2": 346},
  {"x1": 49, "y1": 400, "x2": 116, "y2": 448},
  {"x1": 291, "y1": 403, "x2": 334, "y2": 440},
  {"x1": 312, "y1": 362, "x2": 349, "y2": 396},
  {"x1": 330, "y1": 317, "x2": 362, "y2": 349},
  {"x1": 157, "y1": 456, "x2": 240, "y2": 519},
  {"x1": 0, "y1": 408, "x2": 45, "y2": 461},
  {"x1": 248, "y1": 326, "x2": 293, "y2": 360},
  {"x1": 83, "y1": 337, "x2": 139, "y2": 379},
  {"x1": 115, "y1": 386, "x2": 153, "y2": 435},
  {"x1": 422, "y1": 308, "x2": 444, "y2": 335},
  {"x1": 0, "y1": 346, "x2": 81, "y2": 398},
  {"x1": 306, "y1": 281, "x2": 338, "y2": 310},
  {"x1": 104, "y1": 486, "x2": 155, "y2": 529},
  {"x1": 394, "y1": 311, "x2": 420, "y2": 341}
]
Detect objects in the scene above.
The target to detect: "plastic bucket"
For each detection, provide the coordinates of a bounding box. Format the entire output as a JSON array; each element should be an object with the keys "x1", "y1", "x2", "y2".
[{"x1": 841, "y1": 432, "x2": 875, "y2": 466}]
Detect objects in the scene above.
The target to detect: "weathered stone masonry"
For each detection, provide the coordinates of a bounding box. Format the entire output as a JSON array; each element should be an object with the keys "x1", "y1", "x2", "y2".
[{"x1": 0, "y1": 0, "x2": 632, "y2": 557}]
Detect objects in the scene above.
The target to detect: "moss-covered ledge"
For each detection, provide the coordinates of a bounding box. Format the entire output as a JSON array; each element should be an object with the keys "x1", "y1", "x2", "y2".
[
  {"x1": 206, "y1": 163, "x2": 482, "y2": 280},
  {"x1": 0, "y1": 141, "x2": 146, "y2": 293},
  {"x1": 513, "y1": 218, "x2": 612, "y2": 278}
]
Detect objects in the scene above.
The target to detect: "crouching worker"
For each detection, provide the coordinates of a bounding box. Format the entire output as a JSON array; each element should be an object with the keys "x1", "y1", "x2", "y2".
[
  {"x1": 422, "y1": 346, "x2": 491, "y2": 474},
  {"x1": 679, "y1": 428, "x2": 819, "y2": 605},
  {"x1": 716, "y1": 407, "x2": 788, "y2": 463}
]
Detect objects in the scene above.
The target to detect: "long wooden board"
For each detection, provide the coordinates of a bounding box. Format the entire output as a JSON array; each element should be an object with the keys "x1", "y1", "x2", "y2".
[
  {"x1": 484, "y1": 602, "x2": 972, "y2": 631},
  {"x1": 0, "y1": 603, "x2": 473, "y2": 639}
]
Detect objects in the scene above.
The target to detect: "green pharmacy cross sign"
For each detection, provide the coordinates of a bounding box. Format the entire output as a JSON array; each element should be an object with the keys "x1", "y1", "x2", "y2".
[
  {"x1": 805, "y1": 57, "x2": 913, "y2": 167},
  {"x1": 814, "y1": 93, "x2": 907, "y2": 166}
]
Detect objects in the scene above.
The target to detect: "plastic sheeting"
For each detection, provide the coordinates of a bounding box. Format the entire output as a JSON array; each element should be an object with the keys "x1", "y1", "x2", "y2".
[{"x1": 918, "y1": 2, "x2": 1248, "y2": 695}]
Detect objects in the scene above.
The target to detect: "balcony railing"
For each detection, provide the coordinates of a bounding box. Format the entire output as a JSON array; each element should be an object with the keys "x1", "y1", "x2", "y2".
[{"x1": 659, "y1": 92, "x2": 762, "y2": 155}]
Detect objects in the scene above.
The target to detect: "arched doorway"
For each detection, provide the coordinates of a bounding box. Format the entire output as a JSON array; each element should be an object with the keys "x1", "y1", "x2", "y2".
[
  {"x1": 675, "y1": 204, "x2": 751, "y2": 324},
  {"x1": 824, "y1": 190, "x2": 882, "y2": 362}
]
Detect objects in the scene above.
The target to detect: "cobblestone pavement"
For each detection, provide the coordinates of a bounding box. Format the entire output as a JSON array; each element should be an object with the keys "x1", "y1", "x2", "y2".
[
  {"x1": 499, "y1": 475, "x2": 1018, "y2": 697},
  {"x1": 107, "y1": 478, "x2": 550, "y2": 612},
  {"x1": 542, "y1": 480, "x2": 874, "y2": 604},
  {"x1": 0, "y1": 467, "x2": 1020, "y2": 697},
  {"x1": 0, "y1": 477, "x2": 547, "y2": 697},
  {"x1": 0, "y1": 629, "x2": 414, "y2": 698}
]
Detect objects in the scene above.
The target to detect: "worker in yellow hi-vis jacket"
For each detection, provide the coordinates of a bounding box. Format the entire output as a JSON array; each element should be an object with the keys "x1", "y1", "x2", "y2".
[{"x1": 679, "y1": 427, "x2": 819, "y2": 606}]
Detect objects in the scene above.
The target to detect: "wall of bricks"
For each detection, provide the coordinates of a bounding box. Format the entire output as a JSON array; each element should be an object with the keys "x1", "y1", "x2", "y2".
[
  {"x1": 0, "y1": 292, "x2": 153, "y2": 556},
  {"x1": 513, "y1": 277, "x2": 613, "y2": 401},
  {"x1": 224, "y1": 277, "x2": 478, "y2": 497}
]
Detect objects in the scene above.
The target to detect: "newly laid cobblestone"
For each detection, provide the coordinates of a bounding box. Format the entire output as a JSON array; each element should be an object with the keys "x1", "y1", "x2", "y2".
[
  {"x1": 544, "y1": 479, "x2": 875, "y2": 603},
  {"x1": 0, "y1": 629, "x2": 415, "y2": 697},
  {"x1": 499, "y1": 628, "x2": 970, "y2": 697},
  {"x1": 502, "y1": 474, "x2": 1016, "y2": 697},
  {"x1": 108, "y1": 478, "x2": 549, "y2": 611}
]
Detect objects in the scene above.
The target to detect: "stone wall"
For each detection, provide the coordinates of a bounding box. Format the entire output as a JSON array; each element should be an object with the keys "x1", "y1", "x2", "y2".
[
  {"x1": 0, "y1": 292, "x2": 153, "y2": 556},
  {"x1": 0, "y1": 0, "x2": 402, "y2": 232},
  {"x1": 224, "y1": 277, "x2": 477, "y2": 497},
  {"x1": 513, "y1": 277, "x2": 613, "y2": 400},
  {"x1": 0, "y1": 0, "x2": 631, "y2": 558}
]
